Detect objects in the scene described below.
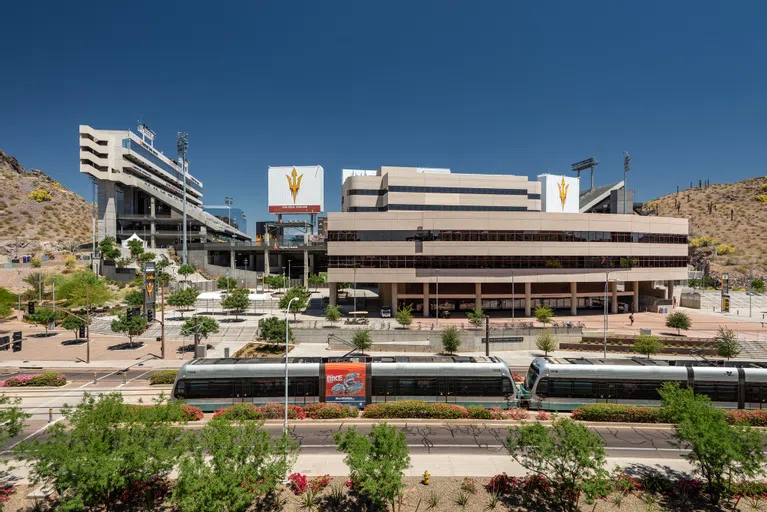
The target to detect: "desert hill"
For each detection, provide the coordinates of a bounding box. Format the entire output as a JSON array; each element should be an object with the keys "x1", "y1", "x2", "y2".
[
  {"x1": 644, "y1": 176, "x2": 767, "y2": 286},
  {"x1": 0, "y1": 150, "x2": 92, "y2": 256}
]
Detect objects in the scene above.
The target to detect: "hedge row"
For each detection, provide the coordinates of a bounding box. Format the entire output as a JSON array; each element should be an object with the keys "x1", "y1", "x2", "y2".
[
  {"x1": 212, "y1": 402, "x2": 359, "y2": 421},
  {"x1": 149, "y1": 370, "x2": 178, "y2": 385},
  {"x1": 361, "y1": 400, "x2": 541, "y2": 420},
  {"x1": 572, "y1": 403, "x2": 767, "y2": 427},
  {"x1": 0, "y1": 373, "x2": 67, "y2": 387},
  {"x1": 126, "y1": 404, "x2": 203, "y2": 422}
]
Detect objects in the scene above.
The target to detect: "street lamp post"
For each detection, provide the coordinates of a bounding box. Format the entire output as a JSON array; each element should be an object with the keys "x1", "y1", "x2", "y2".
[
  {"x1": 176, "y1": 133, "x2": 189, "y2": 264},
  {"x1": 284, "y1": 297, "x2": 298, "y2": 437},
  {"x1": 602, "y1": 272, "x2": 618, "y2": 360},
  {"x1": 225, "y1": 196, "x2": 233, "y2": 226},
  {"x1": 16, "y1": 270, "x2": 21, "y2": 319},
  {"x1": 353, "y1": 265, "x2": 357, "y2": 314},
  {"x1": 511, "y1": 271, "x2": 515, "y2": 326}
]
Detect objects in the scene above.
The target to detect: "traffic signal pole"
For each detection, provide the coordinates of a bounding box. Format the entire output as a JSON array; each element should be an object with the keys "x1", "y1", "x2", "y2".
[{"x1": 161, "y1": 284, "x2": 165, "y2": 359}]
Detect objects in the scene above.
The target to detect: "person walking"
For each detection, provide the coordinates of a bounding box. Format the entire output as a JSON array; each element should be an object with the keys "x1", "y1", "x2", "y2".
[{"x1": 629, "y1": 313, "x2": 635, "y2": 326}]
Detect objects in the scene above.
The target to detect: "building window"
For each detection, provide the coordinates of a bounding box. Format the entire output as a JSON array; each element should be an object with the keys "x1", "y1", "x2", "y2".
[
  {"x1": 327, "y1": 255, "x2": 688, "y2": 270},
  {"x1": 328, "y1": 230, "x2": 688, "y2": 244}
]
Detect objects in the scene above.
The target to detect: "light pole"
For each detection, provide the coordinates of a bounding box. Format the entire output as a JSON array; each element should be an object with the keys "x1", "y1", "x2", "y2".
[
  {"x1": 353, "y1": 265, "x2": 357, "y2": 314},
  {"x1": 225, "y1": 196, "x2": 233, "y2": 226},
  {"x1": 284, "y1": 297, "x2": 298, "y2": 437},
  {"x1": 511, "y1": 271, "x2": 515, "y2": 326},
  {"x1": 176, "y1": 133, "x2": 189, "y2": 264},
  {"x1": 603, "y1": 272, "x2": 617, "y2": 360},
  {"x1": 435, "y1": 269, "x2": 439, "y2": 326},
  {"x1": 623, "y1": 152, "x2": 631, "y2": 214},
  {"x1": 16, "y1": 270, "x2": 20, "y2": 318}
]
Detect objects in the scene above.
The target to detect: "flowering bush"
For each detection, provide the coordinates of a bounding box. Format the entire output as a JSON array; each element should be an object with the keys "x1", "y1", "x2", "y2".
[
  {"x1": 180, "y1": 404, "x2": 203, "y2": 421},
  {"x1": 0, "y1": 484, "x2": 14, "y2": 503},
  {"x1": 674, "y1": 477, "x2": 703, "y2": 500},
  {"x1": 486, "y1": 473, "x2": 515, "y2": 495},
  {"x1": 466, "y1": 406, "x2": 493, "y2": 420},
  {"x1": 489, "y1": 407, "x2": 529, "y2": 420},
  {"x1": 571, "y1": 404, "x2": 666, "y2": 423},
  {"x1": 126, "y1": 403, "x2": 203, "y2": 422},
  {"x1": 0, "y1": 372, "x2": 66, "y2": 387},
  {"x1": 512, "y1": 372, "x2": 525, "y2": 383},
  {"x1": 212, "y1": 403, "x2": 263, "y2": 421},
  {"x1": 535, "y1": 411, "x2": 551, "y2": 421},
  {"x1": 362, "y1": 400, "x2": 469, "y2": 419},
  {"x1": 259, "y1": 402, "x2": 306, "y2": 420},
  {"x1": 309, "y1": 474, "x2": 332, "y2": 493},
  {"x1": 303, "y1": 402, "x2": 358, "y2": 419},
  {"x1": 613, "y1": 471, "x2": 643, "y2": 495},
  {"x1": 726, "y1": 409, "x2": 767, "y2": 427},
  {"x1": 287, "y1": 473, "x2": 308, "y2": 495}
]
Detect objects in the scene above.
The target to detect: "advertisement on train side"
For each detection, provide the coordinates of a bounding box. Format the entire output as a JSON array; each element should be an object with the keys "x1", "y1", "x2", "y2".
[{"x1": 325, "y1": 362, "x2": 366, "y2": 408}]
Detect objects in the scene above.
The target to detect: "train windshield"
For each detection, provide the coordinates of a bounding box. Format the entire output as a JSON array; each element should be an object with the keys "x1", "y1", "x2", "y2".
[{"x1": 523, "y1": 364, "x2": 539, "y2": 392}]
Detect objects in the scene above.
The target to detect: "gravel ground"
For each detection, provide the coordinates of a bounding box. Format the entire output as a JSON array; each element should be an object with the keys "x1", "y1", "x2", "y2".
[{"x1": 5, "y1": 477, "x2": 766, "y2": 511}]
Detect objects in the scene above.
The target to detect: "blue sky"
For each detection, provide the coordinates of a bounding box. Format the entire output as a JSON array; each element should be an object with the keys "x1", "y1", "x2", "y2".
[{"x1": 1, "y1": 1, "x2": 766, "y2": 229}]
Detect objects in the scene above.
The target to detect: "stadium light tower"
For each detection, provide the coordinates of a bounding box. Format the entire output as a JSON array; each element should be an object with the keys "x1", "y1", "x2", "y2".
[
  {"x1": 176, "y1": 133, "x2": 189, "y2": 263},
  {"x1": 623, "y1": 152, "x2": 631, "y2": 214},
  {"x1": 571, "y1": 157, "x2": 599, "y2": 191},
  {"x1": 225, "y1": 196, "x2": 234, "y2": 226}
]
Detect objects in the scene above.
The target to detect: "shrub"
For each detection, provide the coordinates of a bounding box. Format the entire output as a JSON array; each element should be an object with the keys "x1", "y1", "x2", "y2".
[
  {"x1": 212, "y1": 403, "x2": 263, "y2": 421},
  {"x1": 31, "y1": 256, "x2": 42, "y2": 268},
  {"x1": 29, "y1": 188, "x2": 52, "y2": 202},
  {"x1": 536, "y1": 411, "x2": 551, "y2": 421},
  {"x1": 180, "y1": 405, "x2": 204, "y2": 421},
  {"x1": 716, "y1": 243, "x2": 735, "y2": 255},
  {"x1": 467, "y1": 406, "x2": 493, "y2": 420},
  {"x1": 461, "y1": 477, "x2": 478, "y2": 495},
  {"x1": 149, "y1": 370, "x2": 178, "y2": 385},
  {"x1": 571, "y1": 403, "x2": 667, "y2": 423},
  {"x1": 258, "y1": 402, "x2": 306, "y2": 420},
  {"x1": 489, "y1": 407, "x2": 528, "y2": 420},
  {"x1": 485, "y1": 473, "x2": 515, "y2": 495},
  {"x1": 125, "y1": 403, "x2": 203, "y2": 422},
  {"x1": 726, "y1": 409, "x2": 767, "y2": 427},
  {"x1": 362, "y1": 400, "x2": 469, "y2": 419},
  {"x1": 755, "y1": 194, "x2": 767, "y2": 203},
  {"x1": 0, "y1": 373, "x2": 66, "y2": 387},
  {"x1": 303, "y1": 402, "x2": 358, "y2": 419},
  {"x1": 287, "y1": 472, "x2": 308, "y2": 495}
]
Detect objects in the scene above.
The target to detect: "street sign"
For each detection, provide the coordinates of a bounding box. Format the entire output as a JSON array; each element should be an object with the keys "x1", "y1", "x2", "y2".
[{"x1": 722, "y1": 294, "x2": 730, "y2": 313}]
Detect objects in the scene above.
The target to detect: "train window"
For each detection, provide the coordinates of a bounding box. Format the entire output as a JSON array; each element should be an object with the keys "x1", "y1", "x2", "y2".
[
  {"x1": 173, "y1": 380, "x2": 186, "y2": 398},
  {"x1": 695, "y1": 382, "x2": 738, "y2": 402},
  {"x1": 571, "y1": 381, "x2": 594, "y2": 398},
  {"x1": 209, "y1": 380, "x2": 235, "y2": 398},
  {"x1": 549, "y1": 380, "x2": 572, "y2": 397},
  {"x1": 186, "y1": 381, "x2": 210, "y2": 399},
  {"x1": 746, "y1": 384, "x2": 767, "y2": 403},
  {"x1": 535, "y1": 378, "x2": 550, "y2": 397}
]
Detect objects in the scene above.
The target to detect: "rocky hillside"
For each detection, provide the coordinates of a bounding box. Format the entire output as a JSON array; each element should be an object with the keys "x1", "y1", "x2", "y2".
[
  {"x1": 644, "y1": 176, "x2": 767, "y2": 286},
  {"x1": 0, "y1": 150, "x2": 92, "y2": 256}
]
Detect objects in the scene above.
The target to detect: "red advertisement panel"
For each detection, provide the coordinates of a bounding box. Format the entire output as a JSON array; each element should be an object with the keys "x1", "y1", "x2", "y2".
[
  {"x1": 325, "y1": 362, "x2": 366, "y2": 408},
  {"x1": 268, "y1": 205, "x2": 322, "y2": 213}
]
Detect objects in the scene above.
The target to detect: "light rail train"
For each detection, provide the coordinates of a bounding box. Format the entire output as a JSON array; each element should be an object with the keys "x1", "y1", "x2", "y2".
[
  {"x1": 519, "y1": 357, "x2": 767, "y2": 411},
  {"x1": 172, "y1": 355, "x2": 515, "y2": 411}
]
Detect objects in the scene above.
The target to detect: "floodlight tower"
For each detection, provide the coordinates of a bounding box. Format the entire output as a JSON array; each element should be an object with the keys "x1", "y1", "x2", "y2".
[
  {"x1": 623, "y1": 152, "x2": 631, "y2": 214},
  {"x1": 571, "y1": 157, "x2": 599, "y2": 191},
  {"x1": 176, "y1": 132, "x2": 189, "y2": 263},
  {"x1": 225, "y1": 196, "x2": 234, "y2": 225}
]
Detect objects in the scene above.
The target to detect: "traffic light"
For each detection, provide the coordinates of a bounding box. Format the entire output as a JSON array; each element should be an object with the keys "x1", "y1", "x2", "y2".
[
  {"x1": 721, "y1": 295, "x2": 730, "y2": 313},
  {"x1": 78, "y1": 326, "x2": 86, "y2": 339},
  {"x1": 28, "y1": 301, "x2": 35, "y2": 315},
  {"x1": 0, "y1": 336, "x2": 9, "y2": 351},
  {"x1": 12, "y1": 338, "x2": 22, "y2": 352},
  {"x1": 147, "y1": 309, "x2": 154, "y2": 322}
]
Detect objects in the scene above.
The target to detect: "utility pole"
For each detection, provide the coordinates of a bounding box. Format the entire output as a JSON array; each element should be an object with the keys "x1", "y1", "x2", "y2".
[
  {"x1": 16, "y1": 270, "x2": 21, "y2": 319},
  {"x1": 161, "y1": 284, "x2": 166, "y2": 359},
  {"x1": 177, "y1": 133, "x2": 189, "y2": 264},
  {"x1": 86, "y1": 283, "x2": 90, "y2": 364},
  {"x1": 485, "y1": 315, "x2": 490, "y2": 357}
]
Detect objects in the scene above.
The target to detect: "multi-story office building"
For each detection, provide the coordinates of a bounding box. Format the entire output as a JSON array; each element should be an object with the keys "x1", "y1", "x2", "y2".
[
  {"x1": 80, "y1": 125, "x2": 249, "y2": 248},
  {"x1": 328, "y1": 166, "x2": 688, "y2": 316}
]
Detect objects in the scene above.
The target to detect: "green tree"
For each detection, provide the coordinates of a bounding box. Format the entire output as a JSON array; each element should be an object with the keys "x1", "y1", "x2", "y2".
[
  {"x1": 28, "y1": 307, "x2": 59, "y2": 336},
  {"x1": 167, "y1": 288, "x2": 199, "y2": 319},
  {"x1": 395, "y1": 304, "x2": 413, "y2": 327},
  {"x1": 467, "y1": 306, "x2": 485, "y2": 327},
  {"x1": 308, "y1": 273, "x2": 326, "y2": 290},
  {"x1": 751, "y1": 279, "x2": 766, "y2": 293},
  {"x1": 632, "y1": 333, "x2": 663, "y2": 359},
  {"x1": 264, "y1": 274, "x2": 287, "y2": 290},
  {"x1": 138, "y1": 252, "x2": 156, "y2": 264},
  {"x1": 111, "y1": 311, "x2": 148, "y2": 347},
  {"x1": 125, "y1": 290, "x2": 144, "y2": 307},
  {"x1": 0, "y1": 287, "x2": 16, "y2": 318},
  {"x1": 173, "y1": 418, "x2": 296, "y2": 512},
  {"x1": 216, "y1": 276, "x2": 237, "y2": 290},
  {"x1": 180, "y1": 316, "x2": 220, "y2": 342},
  {"x1": 221, "y1": 288, "x2": 251, "y2": 321},
  {"x1": 98, "y1": 236, "x2": 121, "y2": 261},
  {"x1": 659, "y1": 382, "x2": 765, "y2": 504},
  {"x1": 127, "y1": 238, "x2": 145, "y2": 262},
  {"x1": 534, "y1": 305, "x2": 554, "y2": 327},
  {"x1": 507, "y1": 418, "x2": 607, "y2": 512},
  {"x1": 535, "y1": 330, "x2": 557, "y2": 357},
  {"x1": 351, "y1": 329, "x2": 373, "y2": 353},
  {"x1": 441, "y1": 325, "x2": 461, "y2": 354},
  {"x1": 17, "y1": 393, "x2": 185, "y2": 512},
  {"x1": 325, "y1": 304, "x2": 342, "y2": 324},
  {"x1": 258, "y1": 316, "x2": 293, "y2": 343},
  {"x1": 334, "y1": 424, "x2": 411, "y2": 511},
  {"x1": 60, "y1": 314, "x2": 87, "y2": 340},
  {"x1": 666, "y1": 311, "x2": 692, "y2": 335},
  {"x1": 56, "y1": 271, "x2": 113, "y2": 308},
  {"x1": 0, "y1": 395, "x2": 28, "y2": 477},
  {"x1": 177, "y1": 264, "x2": 196, "y2": 286},
  {"x1": 155, "y1": 258, "x2": 171, "y2": 271},
  {"x1": 116, "y1": 257, "x2": 133, "y2": 268},
  {"x1": 714, "y1": 326, "x2": 741, "y2": 360},
  {"x1": 279, "y1": 286, "x2": 309, "y2": 321}
]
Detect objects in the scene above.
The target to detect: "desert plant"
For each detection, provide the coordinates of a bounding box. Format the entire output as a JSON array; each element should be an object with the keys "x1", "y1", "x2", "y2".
[
  {"x1": 149, "y1": 370, "x2": 179, "y2": 385},
  {"x1": 351, "y1": 329, "x2": 373, "y2": 353},
  {"x1": 28, "y1": 188, "x2": 52, "y2": 202},
  {"x1": 533, "y1": 305, "x2": 554, "y2": 326},
  {"x1": 324, "y1": 304, "x2": 342, "y2": 324},
  {"x1": 714, "y1": 326, "x2": 740, "y2": 360},
  {"x1": 535, "y1": 330, "x2": 557, "y2": 356},
  {"x1": 467, "y1": 307, "x2": 485, "y2": 327},
  {"x1": 633, "y1": 333, "x2": 663, "y2": 359},
  {"x1": 395, "y1": 304, "x2": 413, "y2": 327},
  {"x1": 441, "y1": 326, "x2": 461, "y2": 354}
]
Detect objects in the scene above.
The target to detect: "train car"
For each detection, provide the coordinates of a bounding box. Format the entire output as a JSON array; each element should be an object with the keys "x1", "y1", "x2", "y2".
[
  {"x1": 519, "y1": 357, "x2": 767, "y2": 411},
  {"x1": 172, "y1": 355, "x2": 515, "y2": 411}
]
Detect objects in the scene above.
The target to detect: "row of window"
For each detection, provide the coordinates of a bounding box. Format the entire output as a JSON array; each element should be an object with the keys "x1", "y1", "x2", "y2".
[
  {"x1": 328, "y1": 230, "x2": 688, "y2": 244},
  {"x1": 122, "y1": 139, "x2": 203, "y2": 193},
  {"x1": 175, "y1": 377, "x2": 319, "y2": 399},
  {"x1": 80, "y1": 145, "x2": 108, "y2": 159},
  {"x1": 535, "y1": 378, "x2": 741, "y2": 403},
  {"x1": 374, "y1": 377, "x2": 512, "y2": 397},
  {"x1": 80, "y1": 133, "x2": 108, "y2": 146},
  {"x1": 347, "y1": 186, "x2": 540, "y2": 198},
  {"x1": 348, "y1": 205, "x2": 532, "y2": 212},
  {"x1": 328, "y1": 255, "x2": 688, "y2": 270}
]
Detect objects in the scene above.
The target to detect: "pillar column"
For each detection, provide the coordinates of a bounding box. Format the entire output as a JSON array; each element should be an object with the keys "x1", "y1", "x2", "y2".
[
  {"x1": 277, "y1": 254, "x2": 283, "y2": 272},
  {"x1": 303, "y1": 249, "x2": 309, "y2": 288},
  {"x1": 668, "y1": 280, "x2": 675, "y2": 307},
  {"x1": 391, "y1": 283, "x2": 398, "y2": 311},
  {"x1": 149, "y1": 197, "x2": 156, "y2": 248},
  {"x1": 329, "y1": 284, "x2": 337, "y2": 306},
  {"x1": 475, "y1": 283, "x2": 482, "y2": 309},
  {"x1": 524, "y1": 282, "x2": 532, "y2": 317},
  {"x1": 264, "y1": 248, "x2": 270, "y2": 274},
  {"x1": 570, "y1": 282, "x2": 577, "y2": 316},
  {"x1": 423, "y1": 282, "x2": 430, "y2": 318},
  {"x1": 633, "y1": 281, "x2": 639, "y2": 313},
  {"x1": 248, "y1": 254, "x2": 255, "y2": 271},
  {"x1": 611, "y1": 281, "x2": 618, "y2": 314}
]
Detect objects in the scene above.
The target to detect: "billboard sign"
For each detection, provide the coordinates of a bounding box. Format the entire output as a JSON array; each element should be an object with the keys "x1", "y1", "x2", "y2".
[
  {"x1": 537, "y1": 174, "x2": 580, "y2": 213},
  {"x1": 268, "y1": 166, "x2": 324, "y2": 214},
  {"x1": 325, "y1": 362, "x2": 366, "y2": 408}
]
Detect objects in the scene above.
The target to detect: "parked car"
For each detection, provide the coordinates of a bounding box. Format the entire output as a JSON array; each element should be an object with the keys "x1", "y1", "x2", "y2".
[{"x1": 380, "y1": 307, "x2": 392, "y2": 318}]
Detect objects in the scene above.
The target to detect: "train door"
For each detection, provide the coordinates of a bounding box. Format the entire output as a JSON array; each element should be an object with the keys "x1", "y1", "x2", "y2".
[
  {"x1": 597, "y1": 382, "x2": 615, "y2": 403},
  {"x1": 439, "y1": 379, "x2": 456, "y2": 403},
  {"x1": 232, "y1": 380, "x2": 245, "y2": 404}
]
